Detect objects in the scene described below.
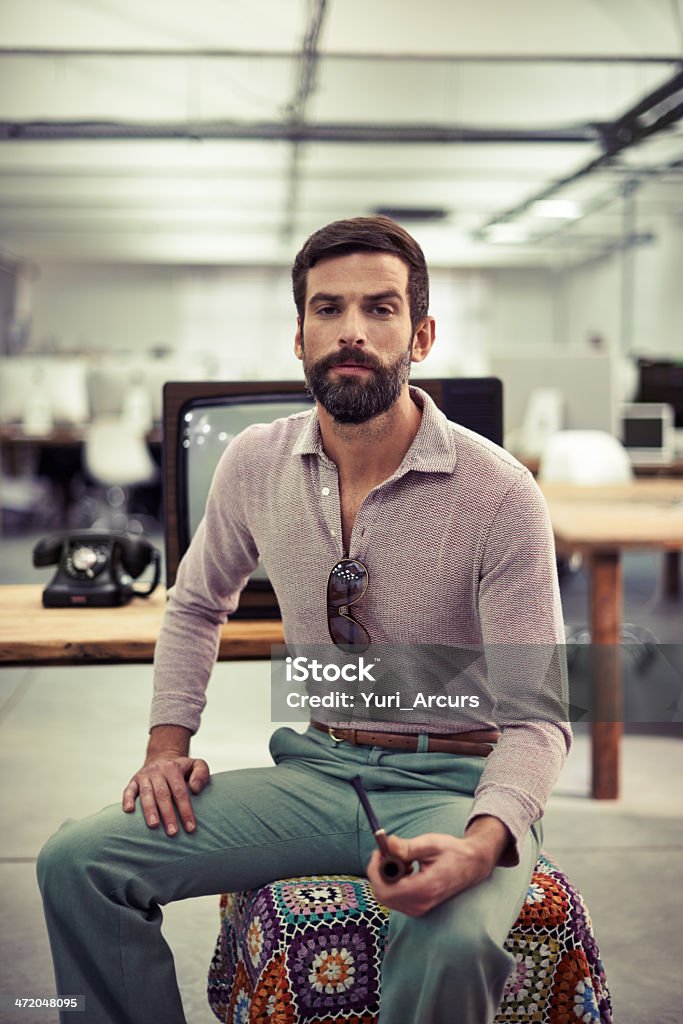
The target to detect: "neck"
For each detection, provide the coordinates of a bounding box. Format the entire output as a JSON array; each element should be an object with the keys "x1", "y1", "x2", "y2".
[{"x1": 318, "y1": 386, "x2": 422, "y2": 484}]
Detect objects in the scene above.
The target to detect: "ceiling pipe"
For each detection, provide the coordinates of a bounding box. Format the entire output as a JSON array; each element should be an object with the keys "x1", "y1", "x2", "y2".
[
  {"x1": 475, "y1": 65, "x2": 683, "y2": 234},
  {"x1": 0, "y1": 47, "x2": 679, "y2": 64},
  {"x1": 619, "y1": 181, "x2": 638, "y2": 356},
  {"x1": 280, "y1": 0, "x2": 328, "y2": 242},
  {"x1": 0, "y1": 121, "x2": 597, "y2": 143}
]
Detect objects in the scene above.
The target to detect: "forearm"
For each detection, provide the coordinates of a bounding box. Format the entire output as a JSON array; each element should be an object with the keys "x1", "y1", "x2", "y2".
[
  {"x1": 467, "y1": 720, "x2": 570, "y2": 865},
  {"x1": 464, "y1": 814, "x2": 512, "y2": 874}
]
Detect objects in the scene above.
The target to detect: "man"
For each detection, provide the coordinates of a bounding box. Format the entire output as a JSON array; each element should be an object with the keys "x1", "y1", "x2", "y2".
[{"x1": 38, "y1": 216, "x2": 570, "y2": 1024}]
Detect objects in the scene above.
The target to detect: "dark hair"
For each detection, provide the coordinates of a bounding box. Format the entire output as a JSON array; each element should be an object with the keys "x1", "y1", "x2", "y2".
[{"x1": 292, "y1": 216, "x2": 429, "y2": 332}]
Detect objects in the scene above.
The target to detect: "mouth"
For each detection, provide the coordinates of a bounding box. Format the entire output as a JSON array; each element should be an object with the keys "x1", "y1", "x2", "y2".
[{"x1": 331, "y1": 362, "x2": 374, "y2": 374}]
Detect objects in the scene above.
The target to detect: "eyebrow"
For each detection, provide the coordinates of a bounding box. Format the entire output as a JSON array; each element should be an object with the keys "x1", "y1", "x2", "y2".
[{"x1": 307, "y1": 289, "x2": 404, "y2": 307}]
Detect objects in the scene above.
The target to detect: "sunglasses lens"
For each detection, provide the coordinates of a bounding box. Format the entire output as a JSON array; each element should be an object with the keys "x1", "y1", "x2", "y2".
[
  {"x1": 328, "y1": 612, "x2": 371, "y2": 652},
  {"x1": 327, "y1": 559, "x2": 368, "y2": 610}
]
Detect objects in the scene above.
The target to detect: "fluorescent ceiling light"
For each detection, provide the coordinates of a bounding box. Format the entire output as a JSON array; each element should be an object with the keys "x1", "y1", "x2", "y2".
[
  {"x1": 486, "y1": 223, "x2": 530, "y2": 244},
  {"x1": 531, "y1": 199, "x2": 582, "y2": 219}
]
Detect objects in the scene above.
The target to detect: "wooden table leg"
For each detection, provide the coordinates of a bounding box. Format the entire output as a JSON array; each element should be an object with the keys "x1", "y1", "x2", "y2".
[
  {"x1": 588, "y1": 550, "x2": 623, "y2": 800},
  {"x1": 664, "y1": 551, "x2": 680, "y2": 599}
]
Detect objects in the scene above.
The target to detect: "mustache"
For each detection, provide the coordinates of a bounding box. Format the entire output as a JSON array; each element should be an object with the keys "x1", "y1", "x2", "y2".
[{"x1": 316, "y1": 348, "x2": 380, "y2": 373}]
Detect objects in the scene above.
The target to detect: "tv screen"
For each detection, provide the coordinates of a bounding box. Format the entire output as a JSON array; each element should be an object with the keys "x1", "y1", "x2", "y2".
[
  {"x1": 622, "y1": 417, "x2": 662, "y2": 448},
  {"x1": 163, "y1": 378, "x2": 503, "y2": 617},
  {"x1": 182, "y1": 395, "x2": 314, "y2": 582}
]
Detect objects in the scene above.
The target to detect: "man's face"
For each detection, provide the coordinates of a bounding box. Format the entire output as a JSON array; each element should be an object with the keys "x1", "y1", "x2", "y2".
[{"x1": 294, "y1": 252, "x2": 416, "y2": 424}]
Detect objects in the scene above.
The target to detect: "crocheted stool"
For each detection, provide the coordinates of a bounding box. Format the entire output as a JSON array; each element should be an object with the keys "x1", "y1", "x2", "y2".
[{"x1": 207, "y1": 853, "x2": 611, "y2": 1024}]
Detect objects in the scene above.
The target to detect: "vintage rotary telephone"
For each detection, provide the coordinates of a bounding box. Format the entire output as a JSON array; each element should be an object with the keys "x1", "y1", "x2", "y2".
[{"x1": 32, "y1": 530, "x2": 161, "y2": 607}]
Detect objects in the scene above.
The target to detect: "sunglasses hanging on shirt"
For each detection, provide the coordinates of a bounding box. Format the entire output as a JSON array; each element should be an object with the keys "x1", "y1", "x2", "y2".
[{"x1": 327, "y1": 558, "x2": 371, "y2": 653}]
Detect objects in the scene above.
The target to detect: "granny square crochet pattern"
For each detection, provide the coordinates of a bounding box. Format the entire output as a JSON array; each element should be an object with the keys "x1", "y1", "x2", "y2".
[{"x1": 207, "y1": 854, "x2": 611, "y2": 1024}]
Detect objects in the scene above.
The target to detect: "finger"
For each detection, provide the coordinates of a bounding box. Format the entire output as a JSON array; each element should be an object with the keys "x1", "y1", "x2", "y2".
[
  {"x1": 149, "y1": 774, "x2": 181, "y2": 835},
  {"x1": 367, "y1": 851, "x2": 433, "y2": 916},
  {"x1": 367, "y1": 849, "x2": 412, "y2": 892},
  {"x1": 122, "y1": 779, "x2": 139, "y2": 813},
  {"x1": 136, "y1": 776, "x2": 163, "y2": 829},
  {"x1": 366, "y1": 850, "x2": 389, "y2": 894},
  {"x1": 187, "y1": 759, "x2": 211, "y2": 794},
  {"x1": 385, "y1": 832, "x2": 441, "y2": 861},
  {"x1": 164, "y1": 768, "x2": 199, "y2": 833}
]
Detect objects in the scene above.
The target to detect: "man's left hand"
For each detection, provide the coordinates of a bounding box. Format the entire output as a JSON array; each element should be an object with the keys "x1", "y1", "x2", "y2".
[{"x1": 366, "y1": 819, "x2": 509, "y2": 917}]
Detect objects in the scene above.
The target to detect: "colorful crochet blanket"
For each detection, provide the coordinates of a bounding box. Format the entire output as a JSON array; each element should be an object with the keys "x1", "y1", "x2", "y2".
[{"x1": 208, "y1": 853, "x2": 612, "y2": 1023}]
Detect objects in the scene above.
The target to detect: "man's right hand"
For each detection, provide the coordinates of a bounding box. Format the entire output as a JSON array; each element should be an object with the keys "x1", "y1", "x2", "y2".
[{"x1": 122, "y1": 725, "x2": 210, "y2": 836}]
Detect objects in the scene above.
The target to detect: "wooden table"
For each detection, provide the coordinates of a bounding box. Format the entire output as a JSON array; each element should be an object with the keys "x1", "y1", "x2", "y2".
[
  {"x1": 0, "y1": 424, "x2": 163, "y2": 447},
  {"x1": 521, "y1": 454, "x2": 683, "y2": 478},
  {"x1": 540, "y1": 479, "x2": 683, "y2": 800},
  {"x1": 3, "y1": 479, "x2": 682, "y2": 802},
  {"x1": 0, "y1": 585, "x2": 284, "y2": 665}
]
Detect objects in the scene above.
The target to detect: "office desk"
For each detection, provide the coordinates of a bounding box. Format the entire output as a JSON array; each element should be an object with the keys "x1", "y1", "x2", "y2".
[
  {"x1": 540, "y1": 479, "x2": 683, "y2": 800},
  {"x1": 0, "y1": 424, "x2": 163, "y2": 447},
  {"x1": 3, "y1": 473, "x2": 682, "y2": 801},
  {"x1": 521, "y1": 454, "x2": 683, "y2": 478},
  {"x1": 0, "y1": 585, "x2": 284, "y2": 665}
]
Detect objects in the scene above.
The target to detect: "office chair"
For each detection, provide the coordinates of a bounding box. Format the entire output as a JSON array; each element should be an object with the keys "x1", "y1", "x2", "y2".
[
  {"x1": 82, "y1": 416, "x2": 159, "y2": 533},
  {"x1": 538, "y1": 429, "x2": 633, "y2": 487}
]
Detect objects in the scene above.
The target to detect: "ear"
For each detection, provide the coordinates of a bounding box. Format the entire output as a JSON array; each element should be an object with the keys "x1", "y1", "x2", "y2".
[
  {"x1": 410, "y1": 317, "x2": 436, "y2": 364},
  {"x1": 294, "y1": 318, "x2": 303, "y2": 361}
]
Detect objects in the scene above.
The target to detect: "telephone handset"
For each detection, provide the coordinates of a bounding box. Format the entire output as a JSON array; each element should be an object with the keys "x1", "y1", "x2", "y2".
[{"x1": 33, "y1": 530, "x2": 161, "y2": 607}]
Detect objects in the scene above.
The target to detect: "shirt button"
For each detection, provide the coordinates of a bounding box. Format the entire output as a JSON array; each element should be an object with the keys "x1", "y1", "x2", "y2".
[
  {"x1": 330, "y1": 529, "x2": 337, "y2": 537},
  {"x1": 321, "y1": 487, "x2": 330, "y2": 496}
]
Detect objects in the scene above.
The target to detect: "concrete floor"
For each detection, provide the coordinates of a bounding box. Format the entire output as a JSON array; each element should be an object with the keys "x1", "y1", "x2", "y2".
[{"x1": 1, "y1": 533, "x2": 682, "y2": 1023}]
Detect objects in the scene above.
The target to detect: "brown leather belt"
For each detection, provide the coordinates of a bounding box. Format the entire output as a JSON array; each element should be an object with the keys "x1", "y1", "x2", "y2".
[{"x1": 311, "y1": 720, "x2": 500, "y2": 757}]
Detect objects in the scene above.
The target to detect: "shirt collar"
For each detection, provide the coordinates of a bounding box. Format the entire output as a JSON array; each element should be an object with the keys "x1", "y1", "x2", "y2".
[{"x1": 292, "y1": 385, "x2": 458, "y2": 474}]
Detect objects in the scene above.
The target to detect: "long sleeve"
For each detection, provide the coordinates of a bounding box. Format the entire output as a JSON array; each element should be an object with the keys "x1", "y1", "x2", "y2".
[
  {"x1": 465, "y1": 471, "x2": 572, "y2": 865},
  {"x1": 150, "y1": 433, "x2": 261, "y2": 733}
]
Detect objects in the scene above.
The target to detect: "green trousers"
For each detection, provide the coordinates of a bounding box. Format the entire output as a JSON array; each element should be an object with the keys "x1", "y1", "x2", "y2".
[{"x1": 37, "y1": 726, "x2": 541, "y2": 1024}]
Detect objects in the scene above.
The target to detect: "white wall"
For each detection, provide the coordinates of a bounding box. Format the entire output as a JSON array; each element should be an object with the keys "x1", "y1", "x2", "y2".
[
  {"x1": 29, "y1": 264, "x2": 186, "y2": 355},
  {"x1": 25, "y1": 262, "x2": 558, "y2": 375},
  {"x1": 556, "y1": 256, "x2": 622, "y2": 353},
  {"x1": 556, "y1": 211, "x2": 683, "y2": 360},
  {"x1": 483, "y1": 268, "x2": 557, "y2": 351},
  {"x1": 21, "y1": 236, "x2": 682, "y2": 388},
  {"x1": 0, "y1": 267, "x2": 15, "y2": 355},
  {"x1": 632, "y1": 213, "x2": 683, "y2": 358},
  {"x1": 11, "y1": 242, "x2": 680, "y2": 435}
]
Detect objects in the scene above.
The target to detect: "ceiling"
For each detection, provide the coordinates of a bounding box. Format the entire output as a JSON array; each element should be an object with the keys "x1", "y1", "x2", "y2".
[{"x1": 0, "y1": 0, "x2": 682, "y2": 269}]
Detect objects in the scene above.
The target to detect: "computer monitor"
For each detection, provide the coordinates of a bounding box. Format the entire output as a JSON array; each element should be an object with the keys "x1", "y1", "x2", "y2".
[
  {"x1": 619, "y1": 402, "x2": 675, "y2": 465},
  {"x1": 162, "y1": 377, "x2": 503, "y2": 617}
]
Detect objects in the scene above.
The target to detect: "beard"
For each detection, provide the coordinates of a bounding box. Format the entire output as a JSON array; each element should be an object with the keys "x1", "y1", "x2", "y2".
[{"x1": 301, "y1": 340, "x2": 413, "y2": 424}]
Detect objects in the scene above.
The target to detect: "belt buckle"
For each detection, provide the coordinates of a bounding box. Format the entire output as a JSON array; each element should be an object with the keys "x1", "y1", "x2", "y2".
[{"x1": 328, "y1": 726, "x2": 344, "y2": 746}]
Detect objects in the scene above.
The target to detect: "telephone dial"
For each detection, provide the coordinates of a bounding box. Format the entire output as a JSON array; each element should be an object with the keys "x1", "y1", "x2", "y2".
[{"x1": 32, "y1": 530, "x2": 161, "y2": 607}]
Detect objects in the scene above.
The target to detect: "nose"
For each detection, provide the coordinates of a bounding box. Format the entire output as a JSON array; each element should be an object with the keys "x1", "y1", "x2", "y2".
[{"x1": 337, "y1": 307, "x2": 366, "y2": 347}]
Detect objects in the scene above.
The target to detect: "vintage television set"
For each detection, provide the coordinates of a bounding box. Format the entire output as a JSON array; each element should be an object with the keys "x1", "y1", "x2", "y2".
[
  {"x1": 162, "y1": 378, "x2": 503, "y2": 618},
  {"x1": 619, "y1": 401, "x2": 675, "y2": 465}
]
